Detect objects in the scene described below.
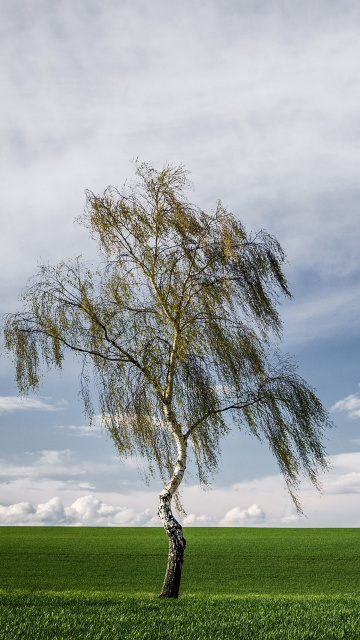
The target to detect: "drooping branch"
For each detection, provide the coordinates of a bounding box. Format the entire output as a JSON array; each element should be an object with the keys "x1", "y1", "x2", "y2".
[
  {"x1": 184, "y1": 392, "x2": 267, "y2": 442},
  {"x1": 2, "y1": 159, "x2": 332, "y2": 522}
]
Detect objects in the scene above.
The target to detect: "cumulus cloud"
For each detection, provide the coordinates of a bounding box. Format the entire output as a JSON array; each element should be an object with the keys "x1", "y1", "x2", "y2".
[
  {"x1": 0, "y1": 494, "x2": 157, "y2": 527},
  {"x1": 0, "y1": 501, "x2": 36, "y2": 523},
  {"x1": 281, "y1": 505, "x2": 300, "y2": 524},
  {"x1": 219, "y1": 503, "x2": 266, "y2": 526},
  {"x1": 331, "y1": 385, "x2": 360, "y2": 418},
  {"x1": 182, "y1": 513, "x2": 214, "y2": 526},
  {"x1": 36, "y1": 497, "x2": 66, "y2": 523},
  {"x1": 67, "y1": 495, "x2": 157, "y2": 526},
  {"x1": 0, "y1": 494, "x2": 267, "y2": 527},
  {"x1": 324, "y1": 452, "x2": 360, "y2": 495},
  {"x1": 1, "y1": 450, "x2": 360, "y2": 527},
  {"x1": 0, "y1": 396, "x2": 63, "y2": 414}
]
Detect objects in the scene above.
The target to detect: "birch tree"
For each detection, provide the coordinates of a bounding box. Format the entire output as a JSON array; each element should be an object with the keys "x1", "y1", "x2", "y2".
[{"x1": 3, "y1": 161, "x2": 331, "y2": 598}]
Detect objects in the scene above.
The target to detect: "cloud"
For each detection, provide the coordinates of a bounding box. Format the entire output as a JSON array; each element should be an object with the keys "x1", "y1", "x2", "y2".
[
  {"x1": 36, "y1": 497, "x2": 66, "y2": 523},
  {"x1": 0, "y1": 396, "x2": 64, "y2": 414},
  {"x1": 219, "y1": 503, "x2": 266, "y2": 526},
  {"x1": 331, "y1": 385, "x2": 360, "y2": 418},
  {"x1": 179, "y1": 450, "x2": 360, "y2": 527},
  {"x1": 66, "y1": 495, "x2": 156, "y2": 526},
  {"x1": 0, "y1": 494, "x2": 157, "y2": 526},
  {"x1": 37, "y1": 449, "x2": 72, "y2": 467},
  {"x1": 0, "y1": 446, "x2": 149, "y2": 501},
  {"x1": 0, "y1": 493, "x2": 266, "y2": 527},
  {"x1": 182, "y1": 513, "x2": 214, "y2": 526},
  {"x1": 0, "y1": 449, "x2": 85, "y2": 481},
  {"x1": 1, "y1": 449, "x2": 360, "y2": 527},
  {"x1": 56, "y1": 414, "x2": 109, "y2": 437},
  {"x1": 57, "y1": 424, "x2": 102, "y2": 437},
  {"x1": 1, "y1": 0, "x2": 360, "y2": 313},
  {"x1": 324, "y1": 452, "x2": 360, "y2": 495},
  {"x1": 281, "y1": 505, "x2": 300, "y2": 524},
  {"x1": 0, "y1": 501, "x2": 36, "y2": 523}
]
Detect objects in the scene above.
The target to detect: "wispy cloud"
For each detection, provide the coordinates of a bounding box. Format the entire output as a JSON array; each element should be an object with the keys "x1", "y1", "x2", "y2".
[
  {"x1": 0, "y1": 448, "x2": 144, "y2": 499},
  {"x1": 56, "y1": 424, "x2": 102, "y2": 437},
  {"x1": 0, "y1": 449, "x2": 84, "y2": 480},
  {"x1": 331, "y1": 385, "x2": 360, "y2": 419},
  {"x1": 0, "y1": 396, "x2": 64, "y2": 414}
]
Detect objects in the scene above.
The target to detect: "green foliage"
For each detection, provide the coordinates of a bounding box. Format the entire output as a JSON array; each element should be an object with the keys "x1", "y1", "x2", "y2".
[{"x1": 2, "y1": 161, "x2": 332, "y2": 507}]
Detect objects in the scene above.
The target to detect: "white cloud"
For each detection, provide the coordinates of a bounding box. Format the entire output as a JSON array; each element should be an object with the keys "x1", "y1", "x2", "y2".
[
  {"x1": 179, "y1": 451, "x2": 360, "y2": 527},
  {"x1": 0, "y1": 501, "x2": 36, "y2": 524},
  {"x1": 323, "y1": 452, "x2": 360, "y2": 495},
  {"x1": 66, "y1": 495, "x2": 156, "y2": 526},
  {"x1": 57, "y1": 424, "x2": 102, "y2": 437},
  {"x1": 1, "y1": 449, "x2": 360, "y2": 527},
  {"x1": 36, "y1": 497, "x2": 66, "y2": 523},
  {"x1": 55, "y1": 414, "x2": 115, "y2": 437},
  {"x1": 281, "y1": 505, "x2": 300, "y2": 524},
  {"x1": 1, "y1": 0, "x2": 360, "y2": 314},
  {"x1": 37, "y1": 449, "x2": 72, "y2": 466},
  {"x1": 0, "y1": 449, "x2": 85, "y2": 481},
  {"x1": 0, "y1": 494, "x2": 157, "y2": 527},
  {"x1": 182, "y1": 513, "x2": 214, "y2": 526},
  {"x1": 219, "y1": 503, "x2": 266, "y2": 526},
  {"x1": 0, "y1": 396, "x2": 63, "y2": 414},
  {"x1": 331, "y1": 385, "x2": 360, "y2": 419}
]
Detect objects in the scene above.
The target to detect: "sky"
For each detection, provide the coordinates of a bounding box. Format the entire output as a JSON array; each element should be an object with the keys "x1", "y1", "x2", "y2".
[{"x1": 0, "y1": 0, "x2": 360, "y2": 527}]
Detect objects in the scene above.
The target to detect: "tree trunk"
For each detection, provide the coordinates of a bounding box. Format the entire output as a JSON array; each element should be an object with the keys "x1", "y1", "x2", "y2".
[
  {"x1": 158, "y1": 490, "x2": 186, "y2": 598},
  {"x1": 157, "y1": 423, "x2": 187, "y2": 598}
]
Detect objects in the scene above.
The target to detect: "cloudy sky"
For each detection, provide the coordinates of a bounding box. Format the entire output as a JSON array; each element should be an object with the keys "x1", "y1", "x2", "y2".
[{"x1": 1, "y1": 0, "x2": 360, "y2": 527}]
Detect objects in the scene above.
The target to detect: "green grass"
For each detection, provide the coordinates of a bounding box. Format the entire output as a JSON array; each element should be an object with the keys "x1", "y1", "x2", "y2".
[
  {"x1": 1, "y1": 527, "x2": 359, "y2": 596},
  {"x1": 0, "y1": 594, "x2": 359, "y2": 639},
  {"x1": 0, "y1": 527, "x2": 359, "y2": 638}
]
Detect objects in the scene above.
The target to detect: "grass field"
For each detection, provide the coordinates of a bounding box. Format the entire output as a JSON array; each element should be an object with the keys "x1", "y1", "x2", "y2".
[{"x1": 0, "y1": 527, "x2": 359, "y2": 638}]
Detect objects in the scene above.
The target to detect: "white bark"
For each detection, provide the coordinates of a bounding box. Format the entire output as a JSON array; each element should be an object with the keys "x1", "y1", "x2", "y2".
[{"x1": 158, "y1": 412, "x2": 187, "y2": 598}]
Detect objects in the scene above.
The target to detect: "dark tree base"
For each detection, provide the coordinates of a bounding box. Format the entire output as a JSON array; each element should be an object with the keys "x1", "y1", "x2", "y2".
[{"x1": 159, "y1": 522, "x2": 186, "y2": 598}]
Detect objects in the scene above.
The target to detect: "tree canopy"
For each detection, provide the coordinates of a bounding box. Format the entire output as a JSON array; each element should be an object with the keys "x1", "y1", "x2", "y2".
[{"x1": 3, "y1": 161, "x2": 332, "y2": 597}]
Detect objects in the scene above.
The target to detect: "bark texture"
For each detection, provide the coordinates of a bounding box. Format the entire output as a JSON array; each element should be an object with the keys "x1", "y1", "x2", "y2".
[
  {"x1": 158, "y1": 490, "x2": 186, "y2": 598},
  {"x1": 158, "y1": 427, "x2": 187, "y2": 598}
]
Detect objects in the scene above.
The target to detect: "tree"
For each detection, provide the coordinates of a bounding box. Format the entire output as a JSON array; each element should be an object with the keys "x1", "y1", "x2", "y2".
[{"x1": 3, "y1": 161, "x2": 331, "y2": 598}]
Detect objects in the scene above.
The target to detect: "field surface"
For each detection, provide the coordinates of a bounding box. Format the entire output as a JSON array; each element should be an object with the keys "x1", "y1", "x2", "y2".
[{"x1": 0, "y1": 527, "x2": 359, "y2": 638}]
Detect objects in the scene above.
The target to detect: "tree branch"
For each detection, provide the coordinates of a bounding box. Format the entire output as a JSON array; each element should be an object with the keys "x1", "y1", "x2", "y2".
[{"x1": 184, "y1": 393, "x2": 267, "y2": 441}]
